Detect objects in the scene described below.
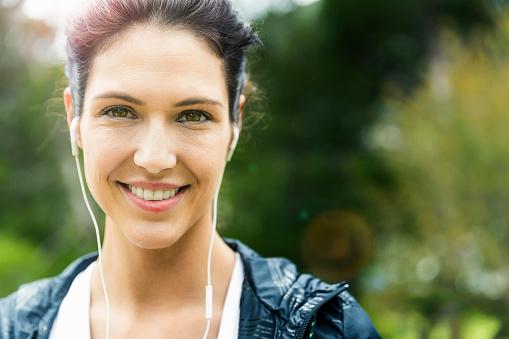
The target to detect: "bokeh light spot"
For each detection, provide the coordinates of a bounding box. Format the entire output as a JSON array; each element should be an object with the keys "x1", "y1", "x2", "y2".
[{"x1": 301, "y1": 210, "x2": 373, "y2": 282}]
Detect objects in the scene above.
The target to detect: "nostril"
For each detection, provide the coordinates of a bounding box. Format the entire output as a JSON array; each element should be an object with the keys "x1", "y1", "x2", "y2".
[
  {"x1": 133, "y1": 149, "x2": 177, "y2": 173},
  {"x1": 133, "y1": 124, "x2": 177, "y2": 172}
]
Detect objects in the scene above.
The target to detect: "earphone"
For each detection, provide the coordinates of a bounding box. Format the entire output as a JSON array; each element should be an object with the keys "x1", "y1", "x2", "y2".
[
  {"x1": 69, "y1": 116, "x2": 110, "y2": 339},
  {"x1": 70, "y1": 116, "x2": 239, "y2": 339},
  {"x1": 227, "y1": 123, "x2": 239, "y2": 162},
  {"x1": 70, "y1": 117, "x2": 80, "y2": 156}
]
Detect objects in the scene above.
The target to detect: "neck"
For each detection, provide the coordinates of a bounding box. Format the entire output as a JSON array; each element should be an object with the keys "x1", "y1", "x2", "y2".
[{"x1": 92, "y1": 215, "x2": 235, "y2": 313}]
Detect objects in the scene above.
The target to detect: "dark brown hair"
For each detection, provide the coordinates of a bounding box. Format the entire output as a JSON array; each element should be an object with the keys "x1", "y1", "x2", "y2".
[{"x1": 64, "y1": 0, "x2": 259, "y2": 122}]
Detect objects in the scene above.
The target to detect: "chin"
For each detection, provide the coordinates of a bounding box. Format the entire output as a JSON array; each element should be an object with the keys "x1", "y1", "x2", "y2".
[
  {"x1": 129, "y1": 232, "x2": 182, "y2": 250},
  {"x1": 113, "y1": 218, "x2": 186, "y2": 250}
]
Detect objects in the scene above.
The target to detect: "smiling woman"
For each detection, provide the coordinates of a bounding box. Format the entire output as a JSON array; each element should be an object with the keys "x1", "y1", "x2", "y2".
[{"x1": 0, "y1": 1, "x2": 379, "y2": 338}]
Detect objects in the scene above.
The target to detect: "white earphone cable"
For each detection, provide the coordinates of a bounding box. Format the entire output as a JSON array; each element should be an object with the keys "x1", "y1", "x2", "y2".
[
  {"x1": 203, "y1": 125, "x2": 238, "y2": 338},
  {"x1": 74, "y1": 155, "x2": 110, "y2": 339},
  {"x1": 203, "y1": 319, "x2": 211, "y2": 339},
  {"x1": 203, "y1": 177, "x2": 221, "y2": 339}
]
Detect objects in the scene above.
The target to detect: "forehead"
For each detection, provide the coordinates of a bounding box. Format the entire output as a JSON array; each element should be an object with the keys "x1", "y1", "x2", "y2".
[{"x1": 84, "y1": 26, "x2": 227, "y2": 105}]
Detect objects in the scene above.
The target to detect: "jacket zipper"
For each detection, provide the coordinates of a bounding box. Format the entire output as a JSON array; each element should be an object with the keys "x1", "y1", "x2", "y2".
[{"x1": 295, "y1": 282, "x2": 349, "y2": 339}]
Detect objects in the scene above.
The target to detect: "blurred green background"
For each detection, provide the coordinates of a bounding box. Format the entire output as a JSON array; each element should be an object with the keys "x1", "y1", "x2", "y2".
[{"x1": 1, "y1": 0, "x2": 509, "y2": 337}]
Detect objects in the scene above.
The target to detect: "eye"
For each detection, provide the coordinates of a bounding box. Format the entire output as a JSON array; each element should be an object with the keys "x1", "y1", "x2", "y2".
[
  {"x1": 178, "y1": 110, "x2": 209, "y2": 122},
  {"x1": 102, "y1": 106, "x2": 135, "y2": 118}
]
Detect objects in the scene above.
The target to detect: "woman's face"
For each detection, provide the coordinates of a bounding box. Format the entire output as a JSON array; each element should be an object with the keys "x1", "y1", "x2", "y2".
[{"x1": 66, "y1": 26, "x2": 234, "y2": 249}]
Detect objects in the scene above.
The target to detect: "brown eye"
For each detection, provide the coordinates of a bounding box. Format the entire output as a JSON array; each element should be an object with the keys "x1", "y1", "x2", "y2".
[
  {"x1": 111, "y1": 108, "x2": 129, "y2": 117},
  {"x1": 103, "y1": 106, "x2": 134, "y2": 118},
  {"x1": 183, "y1": 111, "x2": 206, "y2": 122}
]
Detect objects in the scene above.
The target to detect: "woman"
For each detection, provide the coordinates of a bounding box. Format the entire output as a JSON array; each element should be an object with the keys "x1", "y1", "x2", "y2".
[{"x1": 0, "y1": 0, "x2": 381, "y2": 338}]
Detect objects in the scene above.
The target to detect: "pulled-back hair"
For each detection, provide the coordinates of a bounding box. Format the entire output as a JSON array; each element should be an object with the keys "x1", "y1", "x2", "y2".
[{"x1": 64, "y1": 0, "x2": 259, "y2": 122}]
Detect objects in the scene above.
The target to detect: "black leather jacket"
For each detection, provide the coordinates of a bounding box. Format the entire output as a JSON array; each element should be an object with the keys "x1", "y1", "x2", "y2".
[{"x1": 0, "y1": 239, "x2": 381, "y2": 338}]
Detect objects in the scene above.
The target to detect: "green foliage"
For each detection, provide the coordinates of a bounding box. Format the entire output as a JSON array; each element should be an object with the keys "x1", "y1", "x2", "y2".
[
  {"x1": 0, "y1": 4, "x2": 97, "y2": 297},
  {"x1": 356, "y1": 23, "x2": 509, "y2": 337},
  {"x1": 0, "y1": 234, "x2": 49, "y2": 294}
]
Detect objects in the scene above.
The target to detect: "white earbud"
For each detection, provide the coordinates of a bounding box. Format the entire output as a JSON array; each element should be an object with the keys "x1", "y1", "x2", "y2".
[
  {"x1": 227, "y1": 123, "x2": 239, "y2": 162},
  {"x1": 70, "y1": 117, "x2": 80, "y2": 156}
]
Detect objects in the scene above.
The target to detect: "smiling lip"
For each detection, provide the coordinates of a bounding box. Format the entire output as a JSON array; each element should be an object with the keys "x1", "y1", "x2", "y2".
[{"x1": 120, "y1": 182, "x2": 187, "y2": 214}]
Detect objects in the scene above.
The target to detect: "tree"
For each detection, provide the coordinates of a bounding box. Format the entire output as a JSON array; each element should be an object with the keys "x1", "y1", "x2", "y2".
[{"x1": 0, "y1": 3, "x2": 96, "y2": 297}]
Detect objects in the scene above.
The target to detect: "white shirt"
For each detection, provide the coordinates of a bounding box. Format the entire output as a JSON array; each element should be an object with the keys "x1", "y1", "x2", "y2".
[
  {"x1": 217, "y1": 252, "x2": 243, "y2": 339},
  {"x1": 49, "y1": 261, "x2": 96, "y2": 339},
  {"x1": 49, "y1": 253, "x2": 244, "y2": 339}
]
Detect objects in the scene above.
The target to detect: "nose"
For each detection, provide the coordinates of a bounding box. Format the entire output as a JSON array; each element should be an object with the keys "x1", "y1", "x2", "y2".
[{"x1": 133, "y1": 121, "x2": 177, "y2": 174}]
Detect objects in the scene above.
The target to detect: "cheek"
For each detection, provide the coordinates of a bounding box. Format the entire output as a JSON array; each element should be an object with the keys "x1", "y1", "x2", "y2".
[
  {"x1": 81, "y1": 127, "x2": 131, "y2": 187},
  {"x1": 180, "y1": 131, "x2": 228, "y2": 181}
]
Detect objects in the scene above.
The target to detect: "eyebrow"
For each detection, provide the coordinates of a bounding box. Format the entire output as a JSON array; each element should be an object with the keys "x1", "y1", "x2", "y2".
[
  {"x1": 93, "y1": 91, "x2": 145, "y2": 105},
  {"x1": 93, "y1": 91, "x2": 224, "y2": 108},
  {"x1": 174, "y1": 97, "x2": 225, "y2": 108}
]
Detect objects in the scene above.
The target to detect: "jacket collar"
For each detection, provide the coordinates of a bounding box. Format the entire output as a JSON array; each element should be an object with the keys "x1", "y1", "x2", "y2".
[{"x1": 225, "y1": 238, "x2": 348, "y2": 337}]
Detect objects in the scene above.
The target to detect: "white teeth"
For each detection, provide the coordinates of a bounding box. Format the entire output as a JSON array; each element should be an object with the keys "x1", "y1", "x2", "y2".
[
  {"x1": 154, "y1": 190, "x2": 163, "y2": 200},
  {"x1": 127, "y1": 185, "x2": 181, "y2": 201},
  {"x1": 144, "y1": 190, "x2": 154, "y2": 200},
  {"x1": 136, "y1": 187, "x2": 144, "y2": 199},
  {"x1": 163, "y1": 190, "x2": 171, "y2": 199}
]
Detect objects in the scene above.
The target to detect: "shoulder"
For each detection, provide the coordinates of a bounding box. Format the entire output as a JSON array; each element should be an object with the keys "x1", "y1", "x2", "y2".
[
  {"x1": 225, "y1": 239, "x2": 380, "y2": 338},
  {"x1": 0, "y1": 253, "x2": 97, "y2": 338},
  {"x1": 313, "y1": 290, "x2": 381, "y2": 338},
  {"x1": 0, "y1": 275, "x2": 64, "y2": 338},
  {"x1": 289, "y1": 274, "x2": 381, "y2": 338}
]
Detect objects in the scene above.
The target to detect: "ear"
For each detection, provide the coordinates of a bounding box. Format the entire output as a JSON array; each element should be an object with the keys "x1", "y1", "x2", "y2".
[{"x1": 64, "y1": 87, "x2": 83, "y2": 149}]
